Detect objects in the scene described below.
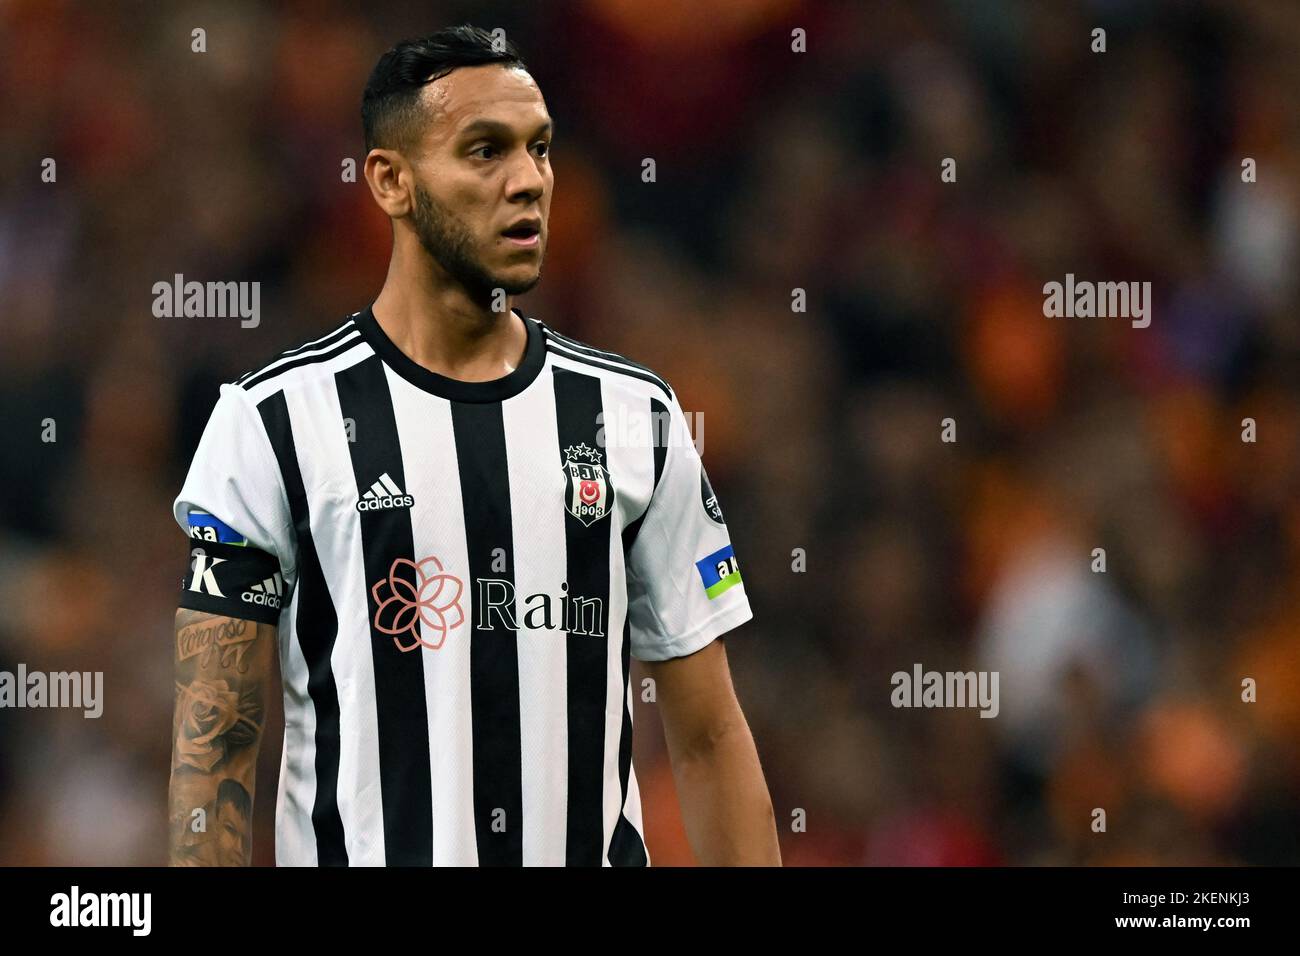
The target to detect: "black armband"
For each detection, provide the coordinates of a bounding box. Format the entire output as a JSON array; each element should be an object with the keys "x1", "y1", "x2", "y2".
[{"x1": 179, "y1": 539, "x2": 286, "y2": 624}]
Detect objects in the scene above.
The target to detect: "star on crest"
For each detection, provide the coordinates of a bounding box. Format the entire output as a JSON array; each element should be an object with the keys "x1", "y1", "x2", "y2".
[{"x1": 565, "y1": 442, "x2": 602, "y2": 464}]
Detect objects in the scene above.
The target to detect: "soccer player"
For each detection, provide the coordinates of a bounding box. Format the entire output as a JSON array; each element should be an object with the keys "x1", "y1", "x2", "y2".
[{"x1": 168, "y1": 25, "x2": 779, "y2": 866}]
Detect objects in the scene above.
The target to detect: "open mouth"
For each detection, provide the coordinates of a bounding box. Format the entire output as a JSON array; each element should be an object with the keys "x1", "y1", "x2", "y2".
[{"x1": 501, "y1": 221, "x2": 541, "y2": 247}]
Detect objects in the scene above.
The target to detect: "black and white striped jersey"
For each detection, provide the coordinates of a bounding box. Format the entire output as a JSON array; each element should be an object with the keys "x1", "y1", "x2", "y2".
[{"x1": 172, "y1": 304, "x2": 752, "y2": 866}]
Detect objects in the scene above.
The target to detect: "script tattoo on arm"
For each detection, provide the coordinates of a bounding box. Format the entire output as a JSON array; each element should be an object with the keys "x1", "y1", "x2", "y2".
[{"x1": 168, "y1": 609, "x2": 275, "y2": 866}]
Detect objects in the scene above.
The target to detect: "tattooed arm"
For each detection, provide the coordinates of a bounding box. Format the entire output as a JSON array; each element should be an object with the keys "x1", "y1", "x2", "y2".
[{"x1": 168, "y1": 610, "x2": 275, "y2": 866}]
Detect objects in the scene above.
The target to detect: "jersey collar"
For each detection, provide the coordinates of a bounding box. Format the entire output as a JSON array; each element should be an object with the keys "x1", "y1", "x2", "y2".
[{"x1": 356, "y1": 304, "x2": 546, "y2": 403}]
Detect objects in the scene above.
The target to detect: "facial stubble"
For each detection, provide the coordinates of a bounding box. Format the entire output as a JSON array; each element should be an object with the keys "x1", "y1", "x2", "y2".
[{"x1": 410, "y1": 183, "x2": 542, "y2": 299}]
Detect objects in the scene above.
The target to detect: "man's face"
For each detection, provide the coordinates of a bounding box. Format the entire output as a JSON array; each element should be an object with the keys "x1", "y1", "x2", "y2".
[
  {"x1": 406, "y1": 64, "x2": 553, "y2": 299},
  {"x1": 215, "y1": 800, "x2": 250, "y2": 866}
]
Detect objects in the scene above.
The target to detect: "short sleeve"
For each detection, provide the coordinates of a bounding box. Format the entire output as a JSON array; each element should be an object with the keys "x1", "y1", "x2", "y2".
[
  {"x1": 173, "y1": 383, "x2": 297, "y2": 591},
  {"x1": 625, "y1": 392, "x2": 752, "y2": 661}
]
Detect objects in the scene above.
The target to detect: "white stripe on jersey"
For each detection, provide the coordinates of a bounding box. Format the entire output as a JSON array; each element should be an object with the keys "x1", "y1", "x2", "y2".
[
  {"x1": 384, "y1": 366, "x2": 479, "y2": 865},
  {"x1": 276, "y1": 580, "x2": 319, "y2": 866},
  {"x1": 284, "y1": 360, "x2": 387, "y2": 865},
  {"x1": 502, "y1": 378, "x2": 571, "y2": 865},
  {"x1": 600, "y1": 375, "x2": 637, "y2": 867}
]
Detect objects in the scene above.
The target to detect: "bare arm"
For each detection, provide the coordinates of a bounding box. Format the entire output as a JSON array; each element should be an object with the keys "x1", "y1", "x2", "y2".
[
  {"x1": 643, "y1": 637, "x2": 780, "y2": 865},
  {"x1": 168, "y1": 609, "x2": 275, "y2": 866}
]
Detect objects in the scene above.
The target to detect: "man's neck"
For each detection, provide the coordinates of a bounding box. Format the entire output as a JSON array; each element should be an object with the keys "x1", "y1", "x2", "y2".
[{"x1": 370, "y1": 281, "x2": 528, "y2": 384}]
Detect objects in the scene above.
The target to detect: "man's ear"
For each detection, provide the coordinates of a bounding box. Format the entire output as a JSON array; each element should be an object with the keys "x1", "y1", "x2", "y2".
[{"x1": 364, "y1": 149, "x2": 412, "y2": 218}]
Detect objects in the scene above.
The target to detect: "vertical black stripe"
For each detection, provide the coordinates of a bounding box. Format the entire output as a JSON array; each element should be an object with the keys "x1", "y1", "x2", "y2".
[
  {"x1": 450, "y1": 402, "x2": 523, "y2": 866},
  {"x1": 606, "y1": 613, "x2": 646, "y2": 866},
  {"x1": 650, "y1": 397, "x2": 669, "y2": 489},
  {"x1": 607, "y1": 395, "x2": 666, "y2": 866},
  {"x1": 552, "y1": 367, "x2": 613, "y2": 865},
  {"x1": 335, "y1": 357, "x2": 432, "y2": 866},
  {"x1": 257, "y1": 391, "x2": 348, "y2": 865}
]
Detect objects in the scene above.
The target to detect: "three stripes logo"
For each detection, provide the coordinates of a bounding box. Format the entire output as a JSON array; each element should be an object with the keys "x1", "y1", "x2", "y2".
[
  {"x1": 242, "y1": 572, "x2": 284, "y2": 610},
  {"x1": 357, "y1": 472, "x2": 415, "y2": 512}
]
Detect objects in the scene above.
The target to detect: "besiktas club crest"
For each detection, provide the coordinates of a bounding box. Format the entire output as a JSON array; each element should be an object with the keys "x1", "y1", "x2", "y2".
[{"x1": 563, "y1": 443, "x2": 613, "y2": 526}]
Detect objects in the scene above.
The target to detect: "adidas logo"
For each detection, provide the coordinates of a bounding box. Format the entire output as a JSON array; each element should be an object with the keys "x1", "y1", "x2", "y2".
[
  {"x1": 356, "y1": 473, "x2": 415, "y2": 512},
  {"x1": 242, "y1": 572, "x2": 284, "y2": 609}
]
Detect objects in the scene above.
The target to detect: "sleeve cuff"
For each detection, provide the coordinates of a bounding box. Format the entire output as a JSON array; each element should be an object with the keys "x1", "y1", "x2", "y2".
[{"x1": 631, "y1": 597, "x2": 753, "y2": 662}]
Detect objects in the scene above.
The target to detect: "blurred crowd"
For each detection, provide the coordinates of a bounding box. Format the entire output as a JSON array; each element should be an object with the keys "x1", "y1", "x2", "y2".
[{"x1": 2, "y1": 0, "x2": 1299, "y2": 865}]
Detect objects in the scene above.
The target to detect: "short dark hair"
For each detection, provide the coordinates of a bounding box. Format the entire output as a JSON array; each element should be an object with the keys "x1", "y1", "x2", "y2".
[
  {"x1": 215, "y1": 778, "x2": 251, "y2": 820},
  {"x1": 362, "y1": 25, "x2": 527, "y2": 154}
]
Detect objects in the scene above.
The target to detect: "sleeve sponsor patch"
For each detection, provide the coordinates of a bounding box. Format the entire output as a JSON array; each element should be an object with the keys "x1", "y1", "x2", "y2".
[
  {"x1": 700, "y1": 466, "x2": 725, "y2": 524},
  {"x1": 695, "y1": 544, "x2": 742, "y2": 600},
  {"x1": 187, "y1": 510, "x2": 249, "y2": 546}
]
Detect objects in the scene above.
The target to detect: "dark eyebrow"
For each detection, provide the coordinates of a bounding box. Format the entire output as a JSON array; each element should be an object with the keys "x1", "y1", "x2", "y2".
[{"x1": 458, "y1": 118, "x2": 554, "y2": 141}]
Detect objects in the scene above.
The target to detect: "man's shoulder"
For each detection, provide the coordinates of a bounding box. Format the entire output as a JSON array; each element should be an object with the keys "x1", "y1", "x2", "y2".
[
  {"x1": 535, "y1": 319, "x2": 674, "y2": 404},
  {"x1": 228, "y1": 311, "x2": 368, "y2": 399}
]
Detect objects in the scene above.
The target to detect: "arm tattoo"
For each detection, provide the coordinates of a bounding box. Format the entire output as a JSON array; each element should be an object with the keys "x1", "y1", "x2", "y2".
[{"x1": 168, "y1": 609, "x2": 275, "y2": 866}]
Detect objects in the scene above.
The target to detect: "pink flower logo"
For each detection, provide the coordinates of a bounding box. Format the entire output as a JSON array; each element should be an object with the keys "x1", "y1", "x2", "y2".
[{"x1": 371, "y1": 556, "x2": 464, "y2": 652}]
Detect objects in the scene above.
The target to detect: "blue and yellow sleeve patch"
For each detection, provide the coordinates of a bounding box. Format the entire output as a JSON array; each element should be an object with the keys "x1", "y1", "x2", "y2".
[
  {"x1": 187, "y1": 510, "x2": 249, "y2": 546},
  {"x1": 696, "y1": 544, "x2": 742, "y2": 600}
]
